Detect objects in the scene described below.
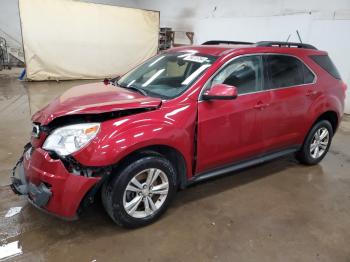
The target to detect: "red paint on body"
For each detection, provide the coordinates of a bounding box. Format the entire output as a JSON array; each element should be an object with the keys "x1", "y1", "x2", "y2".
[{"x1": 23, "y1": 44, "x2": 346, "y2": 219}]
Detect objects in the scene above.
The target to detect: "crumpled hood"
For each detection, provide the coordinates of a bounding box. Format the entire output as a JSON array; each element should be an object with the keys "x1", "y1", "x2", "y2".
[{"x1": 32, "y1": 82, "x2": 162, "y2": 125}]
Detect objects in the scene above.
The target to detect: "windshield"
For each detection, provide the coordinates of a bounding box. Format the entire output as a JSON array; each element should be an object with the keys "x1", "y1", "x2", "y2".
[{"x1": 117, "y1": 52, "x2": 217, "y2": 99}]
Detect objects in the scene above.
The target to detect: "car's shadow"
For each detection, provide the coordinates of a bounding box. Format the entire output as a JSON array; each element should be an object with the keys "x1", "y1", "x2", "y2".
[{"x1": 174, "y1": 156, "x2": 299, "y2": 206}]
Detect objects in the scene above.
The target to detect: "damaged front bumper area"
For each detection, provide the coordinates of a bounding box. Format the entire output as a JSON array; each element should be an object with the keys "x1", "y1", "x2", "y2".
[
  {"x1": 10, "y1": 146, "x2": 101, "y2": 220},
  {"x1": 11, "y1": 162, "x2": 52, "y2": 207}
]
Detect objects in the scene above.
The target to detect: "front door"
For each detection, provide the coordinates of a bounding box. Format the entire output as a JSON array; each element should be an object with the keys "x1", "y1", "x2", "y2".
[{"x1": 196, "y1": 55, "x2": 269, "y2": 174}]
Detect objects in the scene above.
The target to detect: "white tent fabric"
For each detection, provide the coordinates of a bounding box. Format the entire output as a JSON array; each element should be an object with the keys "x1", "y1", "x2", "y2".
[{"x1": 19, "y1": 0, "x2": 159, "y2": 81}]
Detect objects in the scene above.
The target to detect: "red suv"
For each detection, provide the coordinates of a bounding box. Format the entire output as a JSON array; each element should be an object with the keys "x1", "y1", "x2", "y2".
[{"x1": 11, "y1": 41, "x2": 346, "y2": 227}]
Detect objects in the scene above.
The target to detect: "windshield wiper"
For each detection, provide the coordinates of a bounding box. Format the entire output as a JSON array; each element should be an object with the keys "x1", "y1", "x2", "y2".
[{"x1": 116, "y1": 83, "x2": 148, "y2": 96}]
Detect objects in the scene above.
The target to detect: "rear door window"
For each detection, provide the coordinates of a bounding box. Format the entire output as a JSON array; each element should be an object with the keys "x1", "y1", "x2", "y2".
[{"x1": 265, "y1": 55, "x2": 306, "y2": 89}]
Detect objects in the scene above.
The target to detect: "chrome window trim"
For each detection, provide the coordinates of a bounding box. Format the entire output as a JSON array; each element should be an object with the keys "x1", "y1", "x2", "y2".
[{"x1": 198, "y1": 53, "x2": 317, "y2": 101}]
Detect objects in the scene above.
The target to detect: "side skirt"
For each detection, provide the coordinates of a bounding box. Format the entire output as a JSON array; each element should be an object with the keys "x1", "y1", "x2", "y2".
[{"x1": 187, "y1": 146, "x2": 300, "y2": 185}]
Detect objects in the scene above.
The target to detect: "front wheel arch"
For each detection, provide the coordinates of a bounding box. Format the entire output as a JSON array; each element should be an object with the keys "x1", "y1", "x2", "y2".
[
  {"x1": 103, "y1": 145, "x2": 188, "y2": 190},
  {"x1": 101, "y1": 154, "x2": 177, "y2": 227}
]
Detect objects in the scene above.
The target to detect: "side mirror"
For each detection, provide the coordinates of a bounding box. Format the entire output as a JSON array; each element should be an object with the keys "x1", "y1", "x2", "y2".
[
  {"x1": 103, "y1": 76, "x2": 120, "y2": 85},
  {"x1": 202, "y1": 84, "x2": 238, "y2": 100}
]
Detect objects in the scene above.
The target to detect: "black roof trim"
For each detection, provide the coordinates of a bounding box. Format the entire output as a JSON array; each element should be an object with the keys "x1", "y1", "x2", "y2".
[
  {"x1": 256, "y1": 41, "x2": 317, "y2": 50},
  {"x1": 202, "y1": 40, "x2": 317, "y2": 50},
  {"x1": 202, "y1": 40, "x2": 254, "y2": 45}
]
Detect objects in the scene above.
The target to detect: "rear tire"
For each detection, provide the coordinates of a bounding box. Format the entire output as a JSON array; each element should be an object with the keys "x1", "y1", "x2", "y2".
[
  {"x1": 296, "y1": 120, "x2": 333, "y2": 165},
  {"x1": 101, "y1": 154, "x2": 177, "y2": 228}
]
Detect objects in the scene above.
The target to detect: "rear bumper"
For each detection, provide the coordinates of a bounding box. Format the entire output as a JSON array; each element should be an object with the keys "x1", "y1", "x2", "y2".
[{"x1": 11, "y1": 147, "x2": 100, "y2": 219}]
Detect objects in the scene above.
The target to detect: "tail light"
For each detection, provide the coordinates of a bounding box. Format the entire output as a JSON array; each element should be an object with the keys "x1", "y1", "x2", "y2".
[
  {"x1": 342, "y1": 81, "x2": 347, "y2": 90},
  {"x1": 342, "y1": 81, "x2": 347, "y2": 97}
]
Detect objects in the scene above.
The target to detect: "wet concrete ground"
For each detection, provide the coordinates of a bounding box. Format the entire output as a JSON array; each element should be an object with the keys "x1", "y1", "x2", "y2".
[{"x1": 0, "y1": 68, "x2": 350, "y2": 261}]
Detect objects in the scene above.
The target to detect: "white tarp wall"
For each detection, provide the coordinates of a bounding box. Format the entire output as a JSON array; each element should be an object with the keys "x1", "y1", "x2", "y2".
[{"x1": 19, "y1": 0, "x2": 159, "y2": 81}]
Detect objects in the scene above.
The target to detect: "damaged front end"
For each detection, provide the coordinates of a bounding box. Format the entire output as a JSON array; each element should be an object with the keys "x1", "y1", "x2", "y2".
[
  {"x1": 10, "y1": 144, "x2": 30, "y2": 196},
  {"x1": 10, "y1": 106, "x2": 159, "y2": 219},
  {"x1": 11, "y1": 144, "x2": 53, "y2": 214},
  {"x1": 10, "y1": 82, "x2": 162, "y2": 219},
  {"x1": 10, "y1": 142, "x2": 106, "y2": 219}
]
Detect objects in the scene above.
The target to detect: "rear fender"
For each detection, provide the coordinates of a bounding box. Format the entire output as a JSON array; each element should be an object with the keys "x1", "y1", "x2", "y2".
[{"x1": 305, "y1": 93, "x2": 342, "y2": 135}]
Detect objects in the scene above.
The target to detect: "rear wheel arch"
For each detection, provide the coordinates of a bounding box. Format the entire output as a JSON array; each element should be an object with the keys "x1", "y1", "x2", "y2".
[
  {"x1": 297, "y1": 119, "x2": 333, "y2": 165},
  {"x1": 314, "y1": 110, "x2": 339, "y2": 133},
  {"x1": 306, "y1": 91, "x2": 342, "y2": 135},
  {"x1": 300, "y1": 110, "x2": 338, "y2": 153}
]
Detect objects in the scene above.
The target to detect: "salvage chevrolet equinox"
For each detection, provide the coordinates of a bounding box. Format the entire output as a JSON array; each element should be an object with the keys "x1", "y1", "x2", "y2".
[{"x1": 11, "y1": 41, "x2": 346, "y2": 228}]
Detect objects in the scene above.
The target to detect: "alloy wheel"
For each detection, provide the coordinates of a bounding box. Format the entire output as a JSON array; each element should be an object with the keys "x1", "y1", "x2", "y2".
[
  {"x1": 310, "y1": 127, "x2": 329, "y2": 159},
  {"x1": 123, "y1": 168, "x2": 169, "y2": 218}
]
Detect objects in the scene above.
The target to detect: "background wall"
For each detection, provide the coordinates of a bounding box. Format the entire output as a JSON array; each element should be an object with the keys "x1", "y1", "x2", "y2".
[
  {"x1": 132, "y1": 0, "x2": 350, "y2": 113},
  {"x1": 0, "y1": 0, "x2": 22, "y2": 43},
  {"x1": 193, "y1": 14, "x2": 350, "y2": 114},
  {"x1": 0, "y1": 0, "x2": 24, "y2": 63},
  {"x1": 1, "y1": 0, "x2": 349, "y2": 112}
]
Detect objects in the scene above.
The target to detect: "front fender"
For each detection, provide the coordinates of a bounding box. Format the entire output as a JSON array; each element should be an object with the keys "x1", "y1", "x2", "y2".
[{"x1": 73, "y1": 103, "x2": 197, "y2": 177}]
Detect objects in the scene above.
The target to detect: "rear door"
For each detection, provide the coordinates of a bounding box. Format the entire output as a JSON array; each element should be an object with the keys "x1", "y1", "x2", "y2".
[
  {"x1": 196, "y1": 55, "x2": 269, "y2": 173},
  {"x1": 261, "y1": 54, "x2": 317, "y2": 152}
]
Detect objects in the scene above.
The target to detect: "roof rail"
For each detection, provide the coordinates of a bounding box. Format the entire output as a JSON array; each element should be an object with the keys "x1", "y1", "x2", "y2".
[
  {"x1": 202, "y1": 40, "x2": 253, "y2": 45},
  {"x1": 256, "y1": 41, "x2": 317, "y2": 50}
]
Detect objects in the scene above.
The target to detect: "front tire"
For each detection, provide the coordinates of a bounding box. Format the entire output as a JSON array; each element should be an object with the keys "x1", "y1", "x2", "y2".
[
  {"x1": 102, "y1": 155, "x2": 177, "y2": 228},
  {"x1": 296, "y1": 120, "x2": 333, "y2": 165}
]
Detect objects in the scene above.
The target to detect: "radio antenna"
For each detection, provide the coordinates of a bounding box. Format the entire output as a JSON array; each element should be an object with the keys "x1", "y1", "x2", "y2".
[
  {"x1": 286, "y1": 34, "x2": 291, "y2": 43},
  {"x1": 296, "y1": 30, "x2": 303, "y2": 43}
]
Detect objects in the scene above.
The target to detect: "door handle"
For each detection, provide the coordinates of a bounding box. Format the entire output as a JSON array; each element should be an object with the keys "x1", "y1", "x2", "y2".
[
  {"x1": 306, "y1": 90, "x2": 319, "y2": 97},
  {"x1": 253, "y1": 101, "x2": 269, "y2": 110}
]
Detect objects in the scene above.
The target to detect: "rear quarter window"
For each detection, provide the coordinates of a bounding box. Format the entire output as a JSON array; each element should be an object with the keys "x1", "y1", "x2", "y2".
[
  {"x1": 310, "y1": 55, "x2": 341, "y2": 80},
  {"x1": 301, "y1": 63, "x2": 315, "y2": 84}
]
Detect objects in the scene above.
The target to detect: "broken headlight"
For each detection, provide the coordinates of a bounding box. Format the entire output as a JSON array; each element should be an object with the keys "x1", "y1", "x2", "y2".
[{"x1": 43, "y1": 123, "x2": 100, "y2": 156}]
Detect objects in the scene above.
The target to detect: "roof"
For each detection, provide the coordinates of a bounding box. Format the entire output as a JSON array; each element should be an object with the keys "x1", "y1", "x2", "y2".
[
  {"x1": 168, "y1": 44, "x2": 326, "y2": 57},
  {"x1": 168, "y1": 45, "x2": 248, "y2": 56}
]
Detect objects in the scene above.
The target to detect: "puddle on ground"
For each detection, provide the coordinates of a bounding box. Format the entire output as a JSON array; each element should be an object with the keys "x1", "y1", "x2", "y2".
[
  {"x1": 4, "y1": 207, "x2": 22, "y2": 218},
  {"x1": 0, "y1": 241, "x2": 23, "y2": 260}
]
